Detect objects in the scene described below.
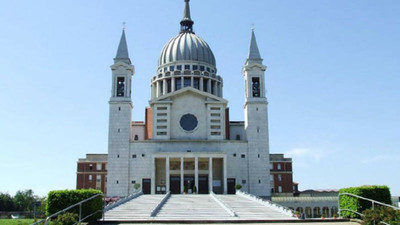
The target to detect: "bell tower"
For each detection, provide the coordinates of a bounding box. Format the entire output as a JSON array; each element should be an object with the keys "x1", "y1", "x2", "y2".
[
  {"x1": 107, "y1": 29, "x2": 134, "y2": 197},
  {"x1": 243, "y1": 28, "x2": 271, "y2": 198}
]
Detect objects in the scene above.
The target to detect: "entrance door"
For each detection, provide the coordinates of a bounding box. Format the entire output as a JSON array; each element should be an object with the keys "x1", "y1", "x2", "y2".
[
  {"x1": 184, "y1": 176, "x2": 194, "y2": 193},
  {"x1": 142, "y1": 178, "x2": 151, "y2": 194},
  {"x1": 227, "y1": 178, "x2": 236, "y2": 194},
  {"x1": 170, "y1": 176, "x2": 181, "y2": 194},
  {"x1": 198, "y1": 175, "x2": 209, "y2": 194}
]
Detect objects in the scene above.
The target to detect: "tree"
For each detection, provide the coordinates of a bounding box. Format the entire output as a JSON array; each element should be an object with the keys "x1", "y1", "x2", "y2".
[
  {"x1": 0, "y1": 192, "x2": 15, "y2": 211},
  {"x1": 13, "y1": 189, "x2": 37, "y2": 211}
]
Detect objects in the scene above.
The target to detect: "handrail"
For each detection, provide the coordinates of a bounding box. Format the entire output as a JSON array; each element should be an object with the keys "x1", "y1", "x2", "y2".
[
  {"x1": 236, "y1": 190, "x2": 295, "y2": 217},
  {"x1": 339, "y1": 192, "x2": 400, "y2": 211},
  {"x1": 210, "y1": 192, "x2": 237, "y2": 217},
  {"x1": 31, "y1": 193, "x2": 103, "y2": 225},
  {"x1": 150, "y1": 192, "x2": 171, "y2": 217},
  {"x1": 338, "y1": 192, "x2": 400, "y2": 224},
  {"x1": 104, "y1": 190, "x2": 142, "y2": 212}
]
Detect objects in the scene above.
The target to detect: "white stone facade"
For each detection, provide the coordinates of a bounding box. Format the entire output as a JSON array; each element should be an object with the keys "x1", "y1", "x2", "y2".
[{"x1": 107, "y1": 1, "x2": 271, "y2": 198}]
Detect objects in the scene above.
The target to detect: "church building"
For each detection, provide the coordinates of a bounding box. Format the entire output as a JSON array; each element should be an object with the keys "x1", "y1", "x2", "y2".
[{"x1": 107, "y1": 0, "x2": 271, "y2": 198}]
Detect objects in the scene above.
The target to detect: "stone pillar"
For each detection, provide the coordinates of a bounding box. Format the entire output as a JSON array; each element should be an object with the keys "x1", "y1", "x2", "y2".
[
  {"x1": 220, "y1": 82, "x2": 223, "y2": 97},
  {"x1": 163, "y1": 79, "x2": 167, "y2": 95},
  {"x1": 151, "y1": 157, "x2": 155, "y2": 194},
  {"x1": 151, "y1": 83, "x2": 155, "y2": 99},
  {"x1": 181, "y1": 77, "x2": 184, "y2": 89},
  {"x1": 209, "y1": 157, "x2": 213, "y2": 193},
  {"x1": 207, "y1": 79, "x2": 211, "y2": 94},
  {"x1": 195, "y1": 157, "x2": 199, "y2": 194},
  {"x1": 223, "y1": 155, "x2": 227, "y2": 194},
  {"x1": 166, "y1": 156, "x2": 170, "y2": 193},
  {"x1": 171, "y1": 77, "x2": 175, "y2": 92},
  {"x1": 180, "y1": 157, "x2": 184, "y2": 194},
  {"x1": 156, "y1": 81, "x2": 160, "y2": 98},
  {"x1": 213, "y1": 81, "x2": 218, "y2": 96},
  {"x1": 191, "y1": 76, "x2": 194, "y2": 88},
  {"x1": 200, "y1": 77, "x2": 204, "y2": 91}
]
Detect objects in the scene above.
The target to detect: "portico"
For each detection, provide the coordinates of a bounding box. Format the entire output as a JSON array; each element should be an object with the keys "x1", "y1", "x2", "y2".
[{"x1": 152, "y1": 153, "x2": 227, "y2": 195}]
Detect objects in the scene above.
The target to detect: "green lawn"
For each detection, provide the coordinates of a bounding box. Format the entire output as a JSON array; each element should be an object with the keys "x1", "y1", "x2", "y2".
[{"x1": 0, "y1": 219, "x2": 35, "y2": 225}]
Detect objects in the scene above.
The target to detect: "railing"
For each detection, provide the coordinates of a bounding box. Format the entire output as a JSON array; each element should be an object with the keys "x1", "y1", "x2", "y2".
[
  {"x1": 236, "y1": 190, "x2": 296, "y2": 217},
  {"x1": 210, "y1": 192, "x2": 237, "y2": 217},
  {"x1": 338, "y1": 192, "x2": 400, "y2": 225},
  {"x1": 104, "y1": 190, "x2": 143, "y2": 212},
  {"x1": 31, "y1": 193, "x2": 104, "y2": 225},
  {"x1": 150, "y1": 191, "x2": 170, "y2": 217}
]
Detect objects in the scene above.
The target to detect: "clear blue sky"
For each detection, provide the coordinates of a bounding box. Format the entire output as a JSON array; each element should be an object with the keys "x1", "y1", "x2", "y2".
[{"x1": 1, "y1": 0, "x2": 399, "y2": 197}]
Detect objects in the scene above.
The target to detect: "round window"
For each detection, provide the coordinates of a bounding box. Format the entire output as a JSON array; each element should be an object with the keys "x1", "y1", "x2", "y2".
[{"x1": 180, "y1": 114, "x2": 198, "y2": 132}]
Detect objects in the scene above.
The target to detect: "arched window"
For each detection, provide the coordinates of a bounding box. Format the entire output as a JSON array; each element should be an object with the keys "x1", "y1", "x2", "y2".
[
  {"x1": 296, "y1": 207, "x2": 303, "y2": 214},
  {"x1": 322, "y1": 207, "x2": 330, "y2": 217},
  {"x1": 134, "y1": 135, "x2": 139, "y2": 141},
  {"x1": 331, "y1": 207, "x2": 338, "y2": 218},
  {"x1": 313, "y1": 207, "x2": 321, "y2": 218},
  {"x1": 235, "y1": 134, "x2": 240, "y2": 140},
  {"x1": 305, "y1": 207, "x2": 312, "y2": 218}
]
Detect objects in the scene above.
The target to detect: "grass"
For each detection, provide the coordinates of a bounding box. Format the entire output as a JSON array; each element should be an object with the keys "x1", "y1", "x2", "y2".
[{"x1": 0, "y1": 219, "x2": 35, "y2": 225}]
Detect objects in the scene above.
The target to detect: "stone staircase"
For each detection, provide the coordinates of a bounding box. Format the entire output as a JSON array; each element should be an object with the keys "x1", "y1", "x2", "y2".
[
  {"x1": 103, "y1": 195, "x2": 164, "y2": 221},
  {"x1": 217, "y1": 194, "x2": 293, "y2": 219},
  {"x1": 99, "y1": 193, "x2": 360, "y2": 224},
  {"x1": 102, "y1": 193, "x2": 297, "y2": 222},
  {"x1": 155, "y1": 194, "x2": 232, "y2": 220}
]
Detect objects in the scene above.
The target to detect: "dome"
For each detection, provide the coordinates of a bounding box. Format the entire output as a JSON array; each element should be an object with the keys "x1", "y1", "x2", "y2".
[{"x1": 158, "y1": 32, "x2": 216, "y2": 68}]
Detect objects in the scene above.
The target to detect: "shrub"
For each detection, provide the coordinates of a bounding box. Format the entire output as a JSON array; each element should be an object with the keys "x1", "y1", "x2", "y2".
[
  {"x1": 193, "y1": 185, "x2": 197, "y2": 194},
  {"x1": 362, "y1": 206, "x2": 400, "y2": 225},
  {"x1": 46, "y1": 189, "x2": 102, "y2": 222},
  {"x1": 52, "y1": 212, "x2": 78, "y2": 225},
  {"x1": 339, "y1": 185, "x2": 392, "y2": 218},
  {"x1": 234, "y1": 184, "x2": 242, "y2": 190},
  {"x1": 133, "y1": 183, "x2": 141, "y2": 190}
]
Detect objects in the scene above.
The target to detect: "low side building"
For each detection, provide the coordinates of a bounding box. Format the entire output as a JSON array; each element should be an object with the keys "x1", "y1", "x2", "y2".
[
  {"x1": 272, "y1": 189, "x2": 339, "y2": 218},
  {"x1": 269, "y1": 154, "x2": 299, "y2": 196},
  {"x1": 76, "y1": 154, "x2": 108, "y2": 193}
]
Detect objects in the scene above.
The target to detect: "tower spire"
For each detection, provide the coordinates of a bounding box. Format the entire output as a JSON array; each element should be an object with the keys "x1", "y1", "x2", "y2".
[
  {"x1": 246, "y1": 28, "x2": 263, "y2": 64},
  {"x1": 114, "y1": 28, "x2": 131, "y2": 64},
  {"x1": 180, "y1": 0, "x2": 194, "y2": 33}
]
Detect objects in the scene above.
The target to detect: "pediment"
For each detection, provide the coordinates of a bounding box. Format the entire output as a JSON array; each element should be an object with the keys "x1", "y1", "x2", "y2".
[{"x1": 149, "y1": 87, "x2": 228, "y2": 105}]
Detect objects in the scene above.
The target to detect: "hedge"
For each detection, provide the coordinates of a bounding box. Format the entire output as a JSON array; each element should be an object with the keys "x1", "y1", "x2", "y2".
[
  {"x1": 46, "y1": 189, "x2": 103, "y2": 222},
  {"x1": 339, "y1": 185, "x2": 392, "y2": 218}
]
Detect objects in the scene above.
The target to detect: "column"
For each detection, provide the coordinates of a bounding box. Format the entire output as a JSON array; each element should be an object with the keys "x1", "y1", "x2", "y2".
[
  {"x1": 208, "y1": 157, "x2": 213, "y2": 193},
  {"x1": 200, "y1": 77, "x2": 204, "y2": 91},
  {"x1": 156, "y1": 81, "x2": 160, "y2": 98},
  {"x1": 180, "y1": 157, "x2": 184, "y2": 194},
  {"x1": 181, "y1": 77, "x2": 184, "y2": 89},
  {"x1": 191, "y1": 76, "x2": 194, "y2": 88},
  {"x1": 220, "y1": 82, "x2": 223, "y2": 97},
  {"x1": 171, "y1": 77, "x2": 175, "y2": 92},
  {"x1": 223, "y1": 155, "x2": 227, "y2": 194},
  {"x1": 195, "y1": 157, "x2": 198, "y2": 194},
  {"x1": 213, "y1": 81, "x2": 218, "y2": 96},
  {"x1": 151, "y1": 157, "x2": 155, "y2": 194},
  {"x1": 151, "y1": 83, "x2": 155, "y2": 99},
  {"x1": 166, "y1": 156, "x2": 170, "y2": 193},
  {"x1": 207, "y1": 79, "x2": 211, "y2": 94},
  {"x1": 163, "y1": 79, "x2": 167, "y2": 95}
]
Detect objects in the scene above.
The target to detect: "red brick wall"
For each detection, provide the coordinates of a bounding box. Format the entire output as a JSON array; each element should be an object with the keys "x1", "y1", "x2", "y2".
[
  {"x1": 76, "y1": 162, "x2": 107, "y2": 193},
  {"x1": 145, "y1": 107, "x2": 152, "y2": 140},
  {"x1": 271, "y1": 161, "x2": 294, "y2": 194}
]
